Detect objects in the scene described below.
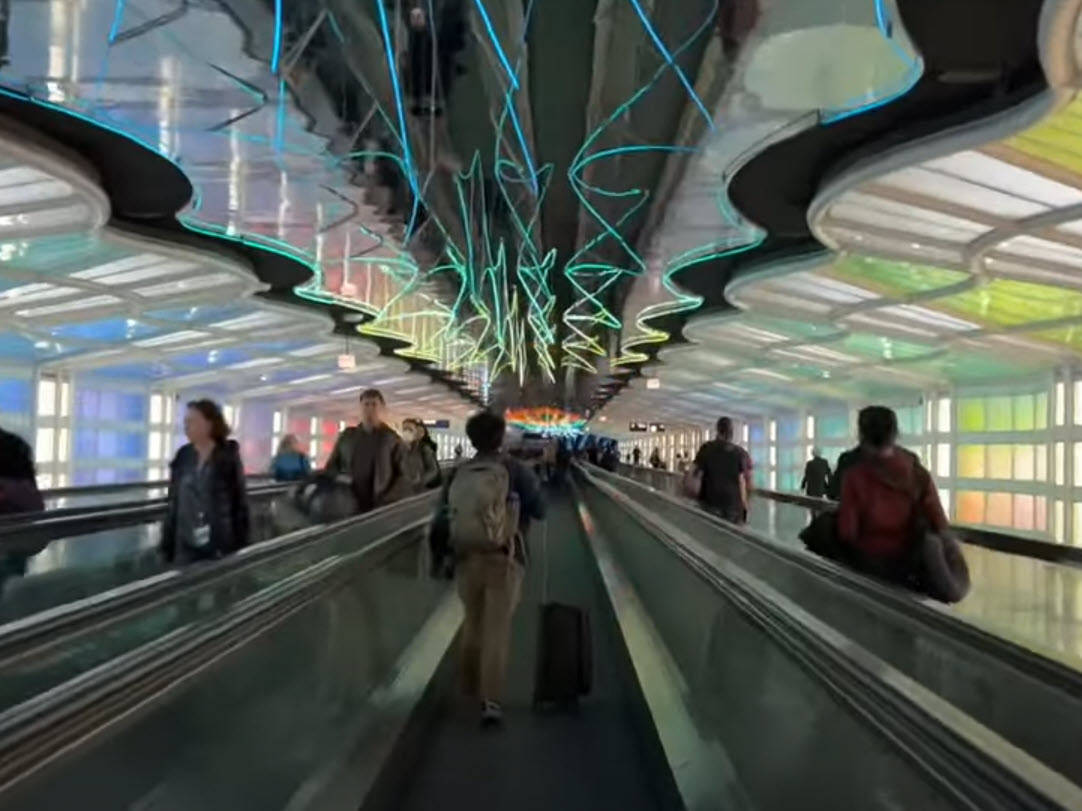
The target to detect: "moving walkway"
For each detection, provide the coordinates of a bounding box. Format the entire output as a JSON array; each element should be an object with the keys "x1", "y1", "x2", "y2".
[{"x1": 0, "y1": 470, "x2": 1077, "y2": 809}]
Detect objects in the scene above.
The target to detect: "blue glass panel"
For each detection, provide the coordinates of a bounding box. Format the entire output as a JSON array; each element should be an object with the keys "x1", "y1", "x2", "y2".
[
  {"x1": 778, "y1": 418, "x2": 801, "y2": 441},
  {"x1": 0, "y1": 335, "x2": 39, "y2": 359},
  {"x1": 75, "y1": 429, "x2": 97, "y2": 457},
  {"x1": 47, "y1": 319, "x2": 162, "y2": 342},
  {"x1": 73, "y1": 469, "x2": 96, "y2": 486},
  {"x1": 0, "y1": 378, "x2": 32, "y2": 412},
  {"x1": 97, "y1": 431, "x2": 118, "y2": 457},
  {"x1": 76, "y1": 389, "x2": 100, "y2": 418},
  {"x1": 749, "y1": 423, "x2": 765, "y2": 442},
  {"x1": 119, "y1": 393, "x2": 146, "y2": 422}
]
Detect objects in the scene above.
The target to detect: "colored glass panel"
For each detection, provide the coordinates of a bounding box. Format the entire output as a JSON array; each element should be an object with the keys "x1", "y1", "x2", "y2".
[
  {"x1": 1036, "y1": 392, "x2": 1049, "y2": 429},
  {"x1": 957, "y1": 445, "x2": 985, "y2": 478},
  {"x1": 986, "y1": 492, "x2": 1012, "y2": 527},
  {"x1": 1036, "y1": 497, "x2": 1048, "y2": 532},
  {"x1": 987, "y1": 397, "x2": 1012, "y2": 431},
  {"x1": 1013, "y1": 394, "x2": 1036, "y2": 431},
  {"x1": 1014, "y1": 445, "x2": 1035, "y2": 481},
  {"x1": 1013, "y1": 494, "x2": 1035, "y2": 531},
  {"x1": 987, "y1": 445, "x2": 1012, "y2": 479},
  {"x1": 957, "y1": 491, "x2": 985, "y2": 524},
  {"x1": 938, "y1": 279, "x2": 1082, "y2": 329},
  {"x1": 959, "y1": 399, "x2": 985, "y2": 432},
  {"x1": 826, "y1": 255, "x2": 966, "y2": 298}
]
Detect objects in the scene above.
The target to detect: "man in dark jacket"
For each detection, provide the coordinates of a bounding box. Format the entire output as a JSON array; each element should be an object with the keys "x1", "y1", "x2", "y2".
[
  {"x1": 801, "y1": 447, "x2": 832, "y2": 498},
  {"x1": 325, "y1": 388, "x2": 410, "y2": 513}
]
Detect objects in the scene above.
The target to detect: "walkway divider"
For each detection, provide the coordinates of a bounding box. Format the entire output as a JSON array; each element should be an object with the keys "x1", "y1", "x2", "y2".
[{"x1": 579, "y1": 465, "x2": 1082, "y2": 810}]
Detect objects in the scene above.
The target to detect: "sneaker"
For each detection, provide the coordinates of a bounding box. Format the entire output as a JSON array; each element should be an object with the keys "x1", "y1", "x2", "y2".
[{"x1": 480, "y1": 700, "x2": 503, "y2": 728}]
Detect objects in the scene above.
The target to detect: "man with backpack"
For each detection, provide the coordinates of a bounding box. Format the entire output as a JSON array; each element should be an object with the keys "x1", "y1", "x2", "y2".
[{"x1": 430, "y1": 410, "x2": 544, "y2": 726}]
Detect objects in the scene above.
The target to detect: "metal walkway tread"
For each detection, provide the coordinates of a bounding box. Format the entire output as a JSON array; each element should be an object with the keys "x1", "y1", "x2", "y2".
[{"x1": 393, "y1": 491, "x2": 672, "y2": 811}]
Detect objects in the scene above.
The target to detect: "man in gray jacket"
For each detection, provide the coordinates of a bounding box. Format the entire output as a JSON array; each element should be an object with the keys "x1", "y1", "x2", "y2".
[{"x1": 325, "y1": 388, "x2": 410, "y2": 513}]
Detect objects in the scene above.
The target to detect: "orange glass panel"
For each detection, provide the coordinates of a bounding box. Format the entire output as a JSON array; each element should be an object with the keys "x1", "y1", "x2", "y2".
[
  {"x1": 956, "y1": 491, "x2": 986, "y2": 524},
  {"x1": 986, "y1": 492, "x2": 1012, "y2": 528}
]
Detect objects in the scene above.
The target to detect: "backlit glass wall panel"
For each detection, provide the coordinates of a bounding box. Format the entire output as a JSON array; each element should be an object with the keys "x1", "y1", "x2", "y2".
[
  {"x1": 0, "y1": 368, "x2": 32, "y2": 445},
  {"x1": 72, "y1": 375, "x2": 149, "y2": 485}
]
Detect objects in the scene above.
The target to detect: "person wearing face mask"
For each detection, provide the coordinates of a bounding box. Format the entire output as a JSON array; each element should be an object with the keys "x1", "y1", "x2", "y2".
[
  {"x1": 402, "y1": 417, "x2": 441, "y2": 492},
  {"x1": 161, "y1": 399, "x2": 250, "y2": 564},
  {"x1": 325, "y1": 388, "x2": 410, "y2": 513}
]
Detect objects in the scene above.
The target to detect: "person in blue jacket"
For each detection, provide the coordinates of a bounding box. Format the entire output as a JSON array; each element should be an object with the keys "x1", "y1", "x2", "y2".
[{"x1": 270, "y1": 434, "x2": 311, "y2": 482}]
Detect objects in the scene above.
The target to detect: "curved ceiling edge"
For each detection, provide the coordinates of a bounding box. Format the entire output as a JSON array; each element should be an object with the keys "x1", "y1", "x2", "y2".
[
  {"x1": 807, "y1": 89, "x2": 1060, "y2": 250},
  {"x1": 0, "y1": 88, "x2": 481, "y2": 408}
]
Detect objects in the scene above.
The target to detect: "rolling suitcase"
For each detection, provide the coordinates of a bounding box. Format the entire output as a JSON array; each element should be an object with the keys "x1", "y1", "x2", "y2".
[{"x1": 533, "y1": 521, "x2": 593, "y2": 708}]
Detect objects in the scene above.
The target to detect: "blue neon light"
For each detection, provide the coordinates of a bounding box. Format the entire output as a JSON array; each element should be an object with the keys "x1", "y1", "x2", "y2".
[
  {"x1": 374, "y1": 0, "x2": 422, "y2": 235},
  {"x1": 472, "y1": 0, "x2": 520, "y2": 90},
  {"x1": 626, "y1": 0, "x2": 714, "y2": 131},
  {"x1": 822, "y1": 0, "x2": 922, "y2": 124},
  {"x1": 270, "y1": 0, "x2": 284, "y2": 74},
  {"x1": 108, "y1": 0, "x2": 127, "y2": 43}
]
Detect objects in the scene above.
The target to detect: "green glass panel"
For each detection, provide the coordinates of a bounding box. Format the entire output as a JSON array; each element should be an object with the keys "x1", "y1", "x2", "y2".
[
  {"x1": 959, "y1": 399, "x2": 986, "y2": 432},
  {"x1": 1036, "y1": 392, "x2": 1049, "y2": 429},
  {"x1": 827, "y1": 255, "x2": 966, "y2": 298},
  {"x1": 1004, "y1": 97, "x2": 1082, "y2": 174},
  {"x1": 839, "y1": 333, "x2": 936, "y2": 361},
  {"x1": 1012, "y1": 394, "x2": 1036, "y2": 431},
  {"x1": 938, "y1": 279, "x2": 1082, "y2": 328},
  {"x1": 988, "y1": 396, "x2": 1012, "y2": 431},
  {"x1": 897, "y1": 406, "x2": 922, "y2": 437},
  {"x1": 818, "y1": 415, "x2": 850, "y2": 439}
]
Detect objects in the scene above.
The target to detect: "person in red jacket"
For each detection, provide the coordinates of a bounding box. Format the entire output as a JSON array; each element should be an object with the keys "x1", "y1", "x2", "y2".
[{"x1": 838, "y1": 406, "x2": 949, "y2": 585}]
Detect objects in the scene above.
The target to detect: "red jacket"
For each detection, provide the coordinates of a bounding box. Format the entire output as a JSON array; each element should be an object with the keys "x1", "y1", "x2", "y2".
[{"x1": 838, "y1": 449, "x2": 948, "y2": 561}]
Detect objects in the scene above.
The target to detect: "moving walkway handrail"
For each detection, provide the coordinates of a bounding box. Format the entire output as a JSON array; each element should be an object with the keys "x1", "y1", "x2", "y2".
[
  {"x1": 0, "y1": 482, "x2": 292, "y2": 550},
  {"x1": 0, "y1": 515, "x2": 431, "y2": 795},
  {"x1": 619, "y1": 463, "x2": 1082, "y2": 567},
  {"x1": 0, "y1": 480, "x2": 290, "y2": 528},
  {"x1": 579, "y1": 468, "x2": 1082, "y2": 809},
  {"x1": 596, "y1": 464, "x2": 1082, "y2": 698},
  {"x1": 0, "y1": 490, "x2": 438, "y2": 670},
  {"x1": 39, "y1": 474, "x2": 274, "y2": 499}
]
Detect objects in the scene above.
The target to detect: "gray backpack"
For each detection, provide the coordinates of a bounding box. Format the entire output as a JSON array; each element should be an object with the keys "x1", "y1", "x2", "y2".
[{"x1": 447, "y1": 459, "x2": 519, "y2": 555}]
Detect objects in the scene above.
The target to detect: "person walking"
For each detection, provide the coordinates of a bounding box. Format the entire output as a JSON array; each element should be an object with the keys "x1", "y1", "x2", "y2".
[
  {"x1": 632, "y1": 446, "x2": 641, "y2": 466},
  {"x1": 325, "y1": 388, "x2": 410, "y2": 514},
  {"x1": 429, "y1": 410, "x2": 544, "y2": 726},
  {"x1": 693, "y1": 416, "x2": 750, "y2": 523},
  {"x1": 837, "y1": 406, "x2": 968, "y2": 602},
  {"x1": 402, "y1": 418, "x2": 441, "y2": 492},
  {"x1": 801, "y1": 447, "x2": 831, "y2": 498},
  {"x1": 161, "y1": 400, "x2": 250, "y2": 564},
  {"x1": 0, "y1": 426, "x2": 43, "y2": 515},
  {"x1": 649, "y1": 447, "x2": 663, "y2": 469},
  {"x1": 270, "y1": 434, "x2": 311, "y2": 482}
]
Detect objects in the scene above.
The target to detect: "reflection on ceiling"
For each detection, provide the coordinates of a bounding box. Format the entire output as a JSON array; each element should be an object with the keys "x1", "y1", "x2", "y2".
[
  {"x1": 0, "y1": 0, "x2": 924, "y2": 404},
  {"x1": 0, "y1": 123, "x2": 472, "y2": 420}
]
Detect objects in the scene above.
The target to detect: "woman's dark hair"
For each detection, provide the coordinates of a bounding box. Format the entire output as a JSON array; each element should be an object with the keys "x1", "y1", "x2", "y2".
[
  {"x1": 858, "y1": 405, "x2": 898, "y2": 449},
  {"x1": 186, "y1": 399, "x2": 231, "y2": 444},
  {"x1": 0, "y1": 428, "x2": 36, "y2": 480}
]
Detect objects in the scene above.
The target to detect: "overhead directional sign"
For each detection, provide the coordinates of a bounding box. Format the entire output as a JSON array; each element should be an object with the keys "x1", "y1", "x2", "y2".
[{"x1": 629, "y1": 421, "x2": 648, "y2": 432}]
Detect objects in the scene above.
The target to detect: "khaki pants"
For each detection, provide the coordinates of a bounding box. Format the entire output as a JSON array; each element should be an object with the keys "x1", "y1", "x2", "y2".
[{"x1": 456, "y1": 554, "x2": 523, "y2": 703}]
